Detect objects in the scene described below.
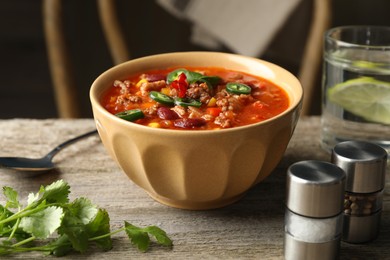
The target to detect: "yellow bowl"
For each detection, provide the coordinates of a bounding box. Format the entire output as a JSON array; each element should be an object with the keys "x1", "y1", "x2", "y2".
[{"x1": 90, "y1": 52, "x2": 303, "y2": 210}]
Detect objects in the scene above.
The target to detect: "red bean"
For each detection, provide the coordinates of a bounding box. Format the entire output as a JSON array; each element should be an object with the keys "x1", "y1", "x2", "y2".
[
  {"x1": 157, "y1": 107, "x2": 179, "y2": 120},
  {"x1": 144, "y1": 74, "x2": 166, "y2": 82},
  {"x1": 174, "y1": 118, "x2": 206, "y2": 128}
]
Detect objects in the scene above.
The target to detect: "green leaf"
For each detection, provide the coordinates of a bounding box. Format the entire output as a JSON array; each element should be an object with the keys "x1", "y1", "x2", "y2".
[
  {"x1": 186, "y1": 71, "x2": 221, "y2": 89},
  {"x1": 0, "y1": 204, "x2": 14, "y2": 223},
  {"x1": 57, "y1": 198, "x2": 100, "y2": 253},
  {"x1": 20, "y1": 206, "x2": 64, "y2": 238},
  {"x1": 26, "y1": 180, "x2": 70, "y2": 207},
  {"x1": 68, "y1": 198, "x2": 98, "y2": 225},
  {"x1": 124, "y1": 221, "x2": 150, "y2": 252},
  {"x1": 200, "y1": 75, "x2": 221, "y2": 86},
  {"x1": 143, "y1": 226, "x2": 173, "y2": 247},
  {"x1": 2, "y1": 187, "x2": 20, "y2": 209},
  {"x1": 41, "y1": 180, "x2": 70, "y2": 204},
  {"x1": 58, "y1": 224, "x2": 88, "y2": 253},
  {"x1": 186, "y1": 70, "x2": 204, "y2": 83},
  {"x1": 123, "y1": 222, "x2": 173, "y2": 252},
  {"x1": 0, "y1": 205, "x2": 30, "y2": 240},
  {"x1": 27, "y1": 192, "x2": 39, "y2": 206},
  {"x1": 46, "y1": 234, "x2": 73, "y2": 256},
  {"x1": 86, "y1": 208, "x2": 112, "y2": 251}
]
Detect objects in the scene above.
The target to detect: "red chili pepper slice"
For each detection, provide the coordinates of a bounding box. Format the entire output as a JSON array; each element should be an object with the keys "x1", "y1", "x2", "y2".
[
  {"x1": 171, "y1": 73, "x2": 188, "y2": 98},
  {"x1": 177, "y1": 72, "x2": 187, "y2": 83},
  {"x1": 177, "y1": 82, "x2": 188, "y2": 98}
]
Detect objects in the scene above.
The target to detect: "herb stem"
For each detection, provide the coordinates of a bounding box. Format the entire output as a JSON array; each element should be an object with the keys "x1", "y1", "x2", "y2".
[
  {"x1": 89, "y1": 227, "x2": 126, "y2": 242},
  {"x1": 0, "y1": 203, "x2": 50, "y2": 225},
  {"x1": 7, "y1": 217, "x2": 21, "y2": 241},
  {"x1": 0, "y1": 244, "x2": 52, "y2": 254},
  {"x1": 11, "y1": 236, "x2": 36, "y2": 248}
]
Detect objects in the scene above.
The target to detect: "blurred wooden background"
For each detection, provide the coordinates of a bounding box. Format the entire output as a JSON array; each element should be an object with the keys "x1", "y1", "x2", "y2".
[{"x1": 1, "y1": 0, "x2": 389, "y2": 118}]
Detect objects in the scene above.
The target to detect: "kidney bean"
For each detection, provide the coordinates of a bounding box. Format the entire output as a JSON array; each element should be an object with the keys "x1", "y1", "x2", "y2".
[
  {"x1": 157, "y1": 107, "x2": 179, "y2": 120},
  {"x1": 144, "y1": 74, "x2": 166, "y2": 82},
  {"x1": 174, "y1": 118, "x2": 206, "y2": 128}
]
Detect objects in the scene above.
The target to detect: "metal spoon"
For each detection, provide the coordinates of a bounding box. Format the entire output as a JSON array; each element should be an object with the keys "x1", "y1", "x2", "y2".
[{"x1": 0, "y1": 130, "x2": 98, "y2": 171}]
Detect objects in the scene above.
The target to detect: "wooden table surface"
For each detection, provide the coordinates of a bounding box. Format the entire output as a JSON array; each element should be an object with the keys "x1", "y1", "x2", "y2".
[{"x1": 0, "y1": 117, "x2": 389, "y2": 259}]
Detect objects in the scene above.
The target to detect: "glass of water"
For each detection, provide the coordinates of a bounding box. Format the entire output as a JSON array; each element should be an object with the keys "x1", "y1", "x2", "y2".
[{"x1": 321, "y1": 26, "x2": 390, "y2": 153}]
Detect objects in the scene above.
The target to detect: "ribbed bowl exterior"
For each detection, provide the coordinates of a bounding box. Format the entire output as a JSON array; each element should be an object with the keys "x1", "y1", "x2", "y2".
[{"x1": 90, "y1": 52, "x2": 303, "y2": 209}]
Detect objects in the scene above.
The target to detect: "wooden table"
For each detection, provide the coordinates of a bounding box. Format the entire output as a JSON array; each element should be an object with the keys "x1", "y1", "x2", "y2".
[{"x1": 0, "y1": 117, "x2": 389, "y2": 259}]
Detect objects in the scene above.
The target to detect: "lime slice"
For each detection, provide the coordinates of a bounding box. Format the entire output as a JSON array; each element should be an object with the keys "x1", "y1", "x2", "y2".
[
  {"x1": 327, "y1": 77, "x2": 390, "y2": 124},
  {"x1": 352, "y1": 61, "x2": 381, "y2": 69}
]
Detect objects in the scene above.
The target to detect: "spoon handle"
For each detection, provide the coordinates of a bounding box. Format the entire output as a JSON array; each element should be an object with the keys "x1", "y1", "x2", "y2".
[{"x1": 45, "y1": 130, "x2": 98, "y2": 160}]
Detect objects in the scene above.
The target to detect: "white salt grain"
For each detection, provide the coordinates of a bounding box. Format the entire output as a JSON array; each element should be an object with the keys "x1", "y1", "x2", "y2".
[{"x1": 285, "y1": 210, "x2": 343, "y2": 243}]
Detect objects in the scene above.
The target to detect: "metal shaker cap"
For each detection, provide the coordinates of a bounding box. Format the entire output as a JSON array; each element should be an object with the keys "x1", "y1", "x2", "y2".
[
  {"x1": 332, "y1": 141, "x2": 387, "y2": 193},
  {"x1": 286, "y1": 160, "x2": 346, "y2": 218}
]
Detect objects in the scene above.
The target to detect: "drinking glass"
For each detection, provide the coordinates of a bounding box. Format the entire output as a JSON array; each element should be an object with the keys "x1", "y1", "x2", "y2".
[{"x1": 321, "y1": 26, "x2": 390, "y2": 152}]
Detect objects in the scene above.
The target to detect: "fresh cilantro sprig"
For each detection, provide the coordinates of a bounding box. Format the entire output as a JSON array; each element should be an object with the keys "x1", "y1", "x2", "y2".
[{"x1": 0, "y1": 180, "x2": 172, "y2": 256}]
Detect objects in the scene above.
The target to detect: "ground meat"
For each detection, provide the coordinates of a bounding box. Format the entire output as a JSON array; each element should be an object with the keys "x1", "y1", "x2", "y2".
[
  {"x1": 114, "y1": 80, "x2": 132, "y2": 94},
  {"x1": 252, "y1": 100, "x2": 267, "y2": 109},
  {"x1": 214, "y1": 89, "x2": 254, "y2": 112},
  {"x1": 186, "y1": 82, "x2": 211, "y2": 104},
  {"x1": 214, "y1": 111, "x2": 236, "y2": 128},
  {"x1": 188, "y1": 106, "x2": 203, "y2": 119},
  {"x1": 201, "y1": 113, "x2": 214, "y2": 122},
  {"x1": 251, "y1": 89, "x2": 262, "y2": 98},
  {"x1": 237, "y1": 94, "x2": 255, "y2": 104},
  {"x1": 115, "y1": 93, "x2": 142, "y2": 106},
  {"x1": 144, "y1": 103, "x2": 161, "y2": 116},
  {"x1": 169, "y1": 88, "x2": 179, "y2": 98},
  {"x1": 139, "y1": 80, "x2": 166, "y2": 96},
  {"x1": 171, "y1": 105, "x2": 187, "y2": 117},
  {"x1": 216, "y1": 94, "x2": 243, "y2": 112}
]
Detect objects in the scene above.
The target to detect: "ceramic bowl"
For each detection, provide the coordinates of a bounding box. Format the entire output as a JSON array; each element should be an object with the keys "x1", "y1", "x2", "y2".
[{"x1": 90, "y1": 52, "x2": 303, "y2": 210}]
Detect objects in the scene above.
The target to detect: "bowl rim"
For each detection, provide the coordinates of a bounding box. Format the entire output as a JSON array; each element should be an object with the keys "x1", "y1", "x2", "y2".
[{"x1": 90, "y1": 51, "x2": 303, "y2": 135}]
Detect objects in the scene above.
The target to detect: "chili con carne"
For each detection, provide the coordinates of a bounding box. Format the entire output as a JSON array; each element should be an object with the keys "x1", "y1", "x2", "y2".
[{"x1": 102, "y1": 66, "x2": 289, "y2": 130}]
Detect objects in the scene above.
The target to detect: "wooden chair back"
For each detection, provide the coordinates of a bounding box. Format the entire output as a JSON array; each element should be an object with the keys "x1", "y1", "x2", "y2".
[{"x1": 43, "y1": 0, "x2": 330, "y2": 118}]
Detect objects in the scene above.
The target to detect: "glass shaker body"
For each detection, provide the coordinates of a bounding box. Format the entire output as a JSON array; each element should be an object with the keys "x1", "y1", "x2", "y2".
[
  {"x1": 284, "y1": 160, "x2": 346, "y2": 260},
  {"x1": 284, "y1": 210, "x2": 343, "y2": 260},
  {"x1": 332, "y1": 141, "x2": 387, "y2": 243}
]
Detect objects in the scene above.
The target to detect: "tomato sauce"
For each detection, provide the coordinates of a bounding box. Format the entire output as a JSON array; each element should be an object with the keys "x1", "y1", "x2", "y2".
[{"x1": 101, "y1": 67, "x2": 289, "y2": 130}]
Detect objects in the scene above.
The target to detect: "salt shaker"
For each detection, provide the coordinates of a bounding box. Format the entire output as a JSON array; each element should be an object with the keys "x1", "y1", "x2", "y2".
[
  {"x1": 332, "y1": 141, "x2": 387, "y2": 244},
  {"x1": 284, "y1": 160, "x2": 345, "y2": 260}
]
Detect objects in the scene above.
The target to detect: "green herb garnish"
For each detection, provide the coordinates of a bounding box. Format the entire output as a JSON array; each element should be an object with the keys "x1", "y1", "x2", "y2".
[
  {"x1": 166, "y1": 68, "x2": 221, "y2": 89},
  {"x1": 0, "y1": 180, "x2": 172, "y2": 256}
]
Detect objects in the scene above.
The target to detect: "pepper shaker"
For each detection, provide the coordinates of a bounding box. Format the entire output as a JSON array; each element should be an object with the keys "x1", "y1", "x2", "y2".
[
  {"x1": 284, "y1": 160, "x2": 346, "y2": 260},
  {"x1": 332, "y1": 141, "x2": 387, "y2": 243}
]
